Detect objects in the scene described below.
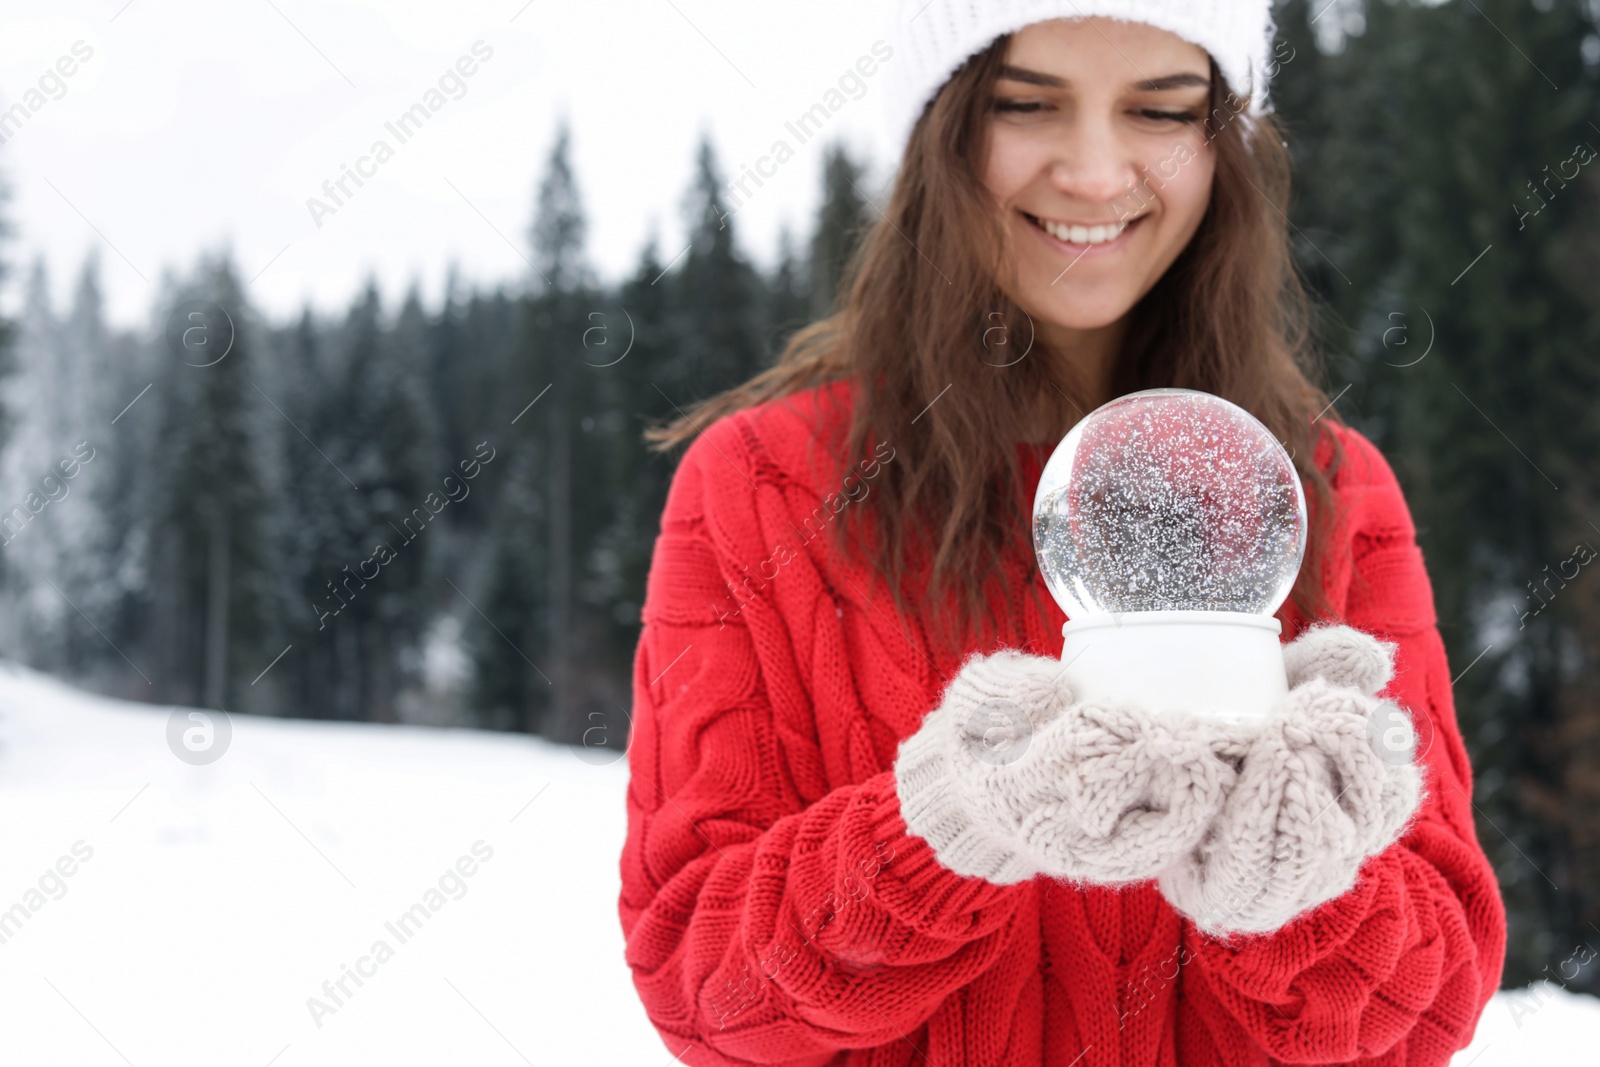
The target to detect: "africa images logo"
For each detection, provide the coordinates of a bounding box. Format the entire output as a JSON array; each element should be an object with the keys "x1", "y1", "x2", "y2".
[{"x1": 166, "y1": 706, "x2": 232, "y2": 765}]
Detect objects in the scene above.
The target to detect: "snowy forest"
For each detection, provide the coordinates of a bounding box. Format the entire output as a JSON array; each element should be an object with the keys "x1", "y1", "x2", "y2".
[{"x1": 0, "y1": 0, "x2": 1596, "y2": 994}]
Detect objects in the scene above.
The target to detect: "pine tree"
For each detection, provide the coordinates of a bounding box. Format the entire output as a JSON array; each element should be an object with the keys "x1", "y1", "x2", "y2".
[
  {"x1": 467, "y1": 445, "x2": 546, "y2": 733},
  {"x1": 532, "y1": 121, "x2": 589, "y2": 743},
  {"x1": 467, "y1": 120, "x2": 603, "y2": 738},
  {"x1": 808, "y1": 140, "x2": 871, "y2": 321},
  {"x1": 144, "y1": 254, "x2": 273, "y2": 711},
  {"x1": 317, "y1": 281, "x2": 439, "y2": 720},
  {"x1": 532, "y1": 121, "x2": 590, "y2": 295},
  {"x1": 432, "y1": 279, "x2": 520, "y2": 531},
  {"x1": 459, "y1": 285, "x2": 544, "y2": 730},
  {"x1": 0, "y1": 259, "x2": 62, "y2": 662},
  {"x1": 660, "y1": 134, "x2": 770, "y2": 402},
  {"x1": 604, "y1": 230, "x2": 678, "y2": 656},
  {"x1": 263, "y1": 306, "x2": 346, "y2": 719},
  {"x1": 47, "y1": 257, "x2": 119, "y2": 677},
  {"x1": 90, "y1": 265, "x2": 163, "y2": 698}
]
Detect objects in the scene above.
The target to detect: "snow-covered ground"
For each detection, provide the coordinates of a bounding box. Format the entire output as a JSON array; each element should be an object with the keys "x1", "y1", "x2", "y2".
[
  {"x1": 0, "y1": 662, "x2": 1589, "y2": 1066},
  {"x1": 0, "y1": 662, "x2": 665, "y2": 1065}
]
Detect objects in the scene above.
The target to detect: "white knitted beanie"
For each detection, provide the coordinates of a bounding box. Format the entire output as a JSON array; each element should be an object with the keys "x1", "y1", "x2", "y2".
[{"x1": 881, "y1": 0, "x2": 1278, "y2": 156}]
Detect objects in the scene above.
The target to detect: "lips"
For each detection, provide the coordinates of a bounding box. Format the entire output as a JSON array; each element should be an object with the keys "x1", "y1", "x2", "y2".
[{"x1": 1021, "y1": 209, "x2": 1145, "y2": 254}]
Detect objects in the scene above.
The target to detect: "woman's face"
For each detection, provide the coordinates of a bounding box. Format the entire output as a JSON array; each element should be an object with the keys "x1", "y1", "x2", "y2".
[{"x1": 982, "y1": 18, "x2": 1217, "y2": 332}]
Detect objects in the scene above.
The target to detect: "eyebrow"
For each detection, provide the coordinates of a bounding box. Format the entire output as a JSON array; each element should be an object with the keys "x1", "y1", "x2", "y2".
[{"x1": 997, "y1": 65, "x2": 1210, "y2": 92}]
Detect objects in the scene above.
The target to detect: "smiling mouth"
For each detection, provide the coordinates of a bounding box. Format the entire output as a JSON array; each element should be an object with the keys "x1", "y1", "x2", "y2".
[{"x1": 1021, "y1": 210, "x2": 1145, "y2": 246}]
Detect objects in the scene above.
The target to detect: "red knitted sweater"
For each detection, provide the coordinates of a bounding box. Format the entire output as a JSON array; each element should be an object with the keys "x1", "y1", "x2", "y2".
[{"x1": 619, "y1": 379, "x2": 1506, "y2": 1067}]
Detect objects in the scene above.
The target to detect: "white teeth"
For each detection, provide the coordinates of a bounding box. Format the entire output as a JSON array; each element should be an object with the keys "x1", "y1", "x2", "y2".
[{"x1": 1038, "y1": 216, "x2": 1131, "y2": 245}]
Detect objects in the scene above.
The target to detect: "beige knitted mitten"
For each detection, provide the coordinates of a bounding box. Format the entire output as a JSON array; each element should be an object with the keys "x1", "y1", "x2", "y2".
[
  {"x1": 893, "y1": 648, "x2": 1238, "y2": 886},
  {"x1": 1156, "y1": 623, "x2": 1427, "y2": 936}
]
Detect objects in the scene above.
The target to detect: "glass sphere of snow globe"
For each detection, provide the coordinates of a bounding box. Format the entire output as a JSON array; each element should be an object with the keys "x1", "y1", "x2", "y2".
[
  {"x1": 1031, "y1": 388, "x2": 1308, "y2": 725},
  {"x1": 1032, "y1": 387, "x2": 1307, "y2": 617}
]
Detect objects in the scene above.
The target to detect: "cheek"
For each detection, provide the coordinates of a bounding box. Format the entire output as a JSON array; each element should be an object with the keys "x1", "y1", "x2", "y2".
[
  {"x1": 981, "y1": 129, "x2": 1036, "y2": 203},
  {"x1": 1156, "y1": 150, "x2": 1214, "y2": 233}
]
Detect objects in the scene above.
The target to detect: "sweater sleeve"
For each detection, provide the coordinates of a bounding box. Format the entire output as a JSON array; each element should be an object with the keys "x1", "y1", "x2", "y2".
[
  {"x1": 1181, "y1": 430, "x2": 1508, "y2": 1065},
  {"x1": 618, "y1": 418, "x2": 1027, "y2": 1067}
]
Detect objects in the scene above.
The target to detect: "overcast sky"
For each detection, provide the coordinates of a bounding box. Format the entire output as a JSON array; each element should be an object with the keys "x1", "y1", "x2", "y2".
[{"x1": 1, "y1": 0, "x2": 897, "y2": 329}]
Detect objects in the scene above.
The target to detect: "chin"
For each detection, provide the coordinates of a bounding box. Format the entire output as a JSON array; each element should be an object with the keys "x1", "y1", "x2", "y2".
[{"x1": 1020, "y1": 289, "x2": 1135, "y2": 332}]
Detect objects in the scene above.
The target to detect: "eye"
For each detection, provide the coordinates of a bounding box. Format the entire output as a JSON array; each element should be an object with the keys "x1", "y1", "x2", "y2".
[
  {"x1": 1136, "y1": 109, "x2": 1199, "y2": 123},
  {"x1": 993, "y1": 99, "x2": 1047, "y2": 114}
]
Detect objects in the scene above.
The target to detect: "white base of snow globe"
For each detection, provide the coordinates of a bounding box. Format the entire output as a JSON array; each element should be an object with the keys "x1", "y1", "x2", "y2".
[{"x1": 1058, "y1": 610, "x2": 1288, "y2": 727}]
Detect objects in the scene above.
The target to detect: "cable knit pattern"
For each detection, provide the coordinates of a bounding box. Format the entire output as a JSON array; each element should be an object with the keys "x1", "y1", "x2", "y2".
[
  {"x1": 1156, "y1": 625, "x2": 1427, "y2": 936},
  {"x1": 1283, "y1": 620, "x2": 1400, "y2": 694},
  {"x1": 895, "y1": 624, "x2": 1427, "y2": 931},
  {"x1": 893, "y1": 649, "x2": 1072, "y2": 884},
  {"x1": 894, "y1": 649, "x2": 1238, "y2": 887},
  {"x1": 619, "y1": 379, "x2": 1507, "y2": 1067}
]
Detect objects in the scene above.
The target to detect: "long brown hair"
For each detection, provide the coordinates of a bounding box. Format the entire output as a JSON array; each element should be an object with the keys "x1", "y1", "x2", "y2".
[{"x1": 646, "y1": 35, "x2": 1349, "y2": 655}]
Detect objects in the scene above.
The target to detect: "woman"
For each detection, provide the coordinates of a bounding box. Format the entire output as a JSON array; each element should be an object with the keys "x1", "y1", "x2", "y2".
[{"x1": 619, "y1": 4, "x2": 1507, "y2": 1064}]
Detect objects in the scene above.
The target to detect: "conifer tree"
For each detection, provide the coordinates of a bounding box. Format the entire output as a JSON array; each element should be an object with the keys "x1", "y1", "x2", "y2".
[
  {"x1": 808, "y1": 140, "x2": 871, "y2": 320},
  {"x1": 663, "y1": 134, "x2": 769, "y2": 401},
  {"x1": 318, "y1": 281, "x2": 439, "y2": 720},
  {"x1": 605, "y1": 232, "x2": 677, "y2": 649},
  {"x1": 144, "y1": 254, "x2": 273, "y2": 711},
  {"x1": 265, "y1": 306, "x2": 345, "y2": 719}
]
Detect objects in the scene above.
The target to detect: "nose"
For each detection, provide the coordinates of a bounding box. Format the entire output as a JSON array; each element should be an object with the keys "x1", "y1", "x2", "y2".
[{"x1": 1044, "y1": 116, "x2": 1141, "y2": 213}]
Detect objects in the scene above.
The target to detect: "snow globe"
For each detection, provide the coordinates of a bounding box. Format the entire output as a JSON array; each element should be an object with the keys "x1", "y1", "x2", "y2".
[{"x1": 1031, "y1": 388, "x2": 1307, "y2": 726}]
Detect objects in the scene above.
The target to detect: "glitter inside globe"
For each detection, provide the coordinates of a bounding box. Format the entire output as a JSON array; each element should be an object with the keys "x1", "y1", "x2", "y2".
[{"x1": 1032, "y1": 388, "x2": 1307, "y2": 617}]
